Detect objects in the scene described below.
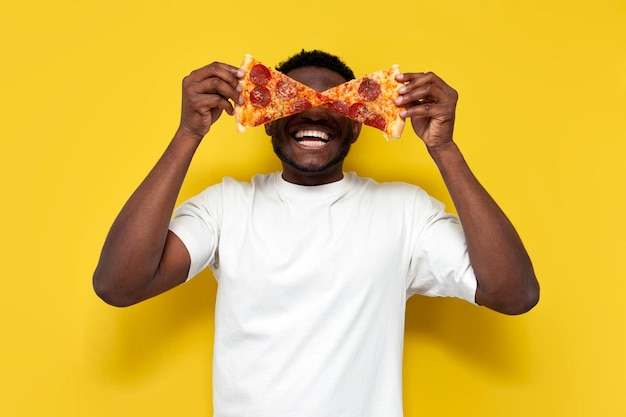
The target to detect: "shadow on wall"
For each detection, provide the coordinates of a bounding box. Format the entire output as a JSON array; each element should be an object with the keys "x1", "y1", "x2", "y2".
[
  {"x1": 92, "y1": 270, "x2": 218, "y2": 383},
  {"x1": 404, "y1": 295, "x2": 535, "y2": 384},
  {"x1": 93, "y1": 279, "x2": 533, "y2": 386}
]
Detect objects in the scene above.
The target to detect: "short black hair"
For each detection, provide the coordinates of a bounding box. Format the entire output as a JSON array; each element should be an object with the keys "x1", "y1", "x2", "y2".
[{"x1": 276, "y1": 49, "x2": 355, "y2": 81}]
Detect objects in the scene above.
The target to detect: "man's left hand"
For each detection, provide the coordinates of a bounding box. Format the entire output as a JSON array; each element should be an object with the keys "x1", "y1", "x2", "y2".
[{"x1": 395, "y1": 72, "x2": 458, "y2": 150}]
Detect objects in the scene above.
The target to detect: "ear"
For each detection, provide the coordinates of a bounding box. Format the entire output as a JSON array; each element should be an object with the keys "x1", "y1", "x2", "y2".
[
  {"x1": 264, "y1": 122, "x2": 273, "y2": 136},
  {"x1": 351, "y1": 122, "x2": 362, "y2": 143}
]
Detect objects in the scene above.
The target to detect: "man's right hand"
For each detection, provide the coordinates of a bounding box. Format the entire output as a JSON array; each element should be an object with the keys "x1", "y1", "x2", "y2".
[
  {"x1": 93, "y1": 62, "x2": 244, "y2": 307},
  {"x1": 178, "y1": 62, "x2": 245, "y2": 140}
]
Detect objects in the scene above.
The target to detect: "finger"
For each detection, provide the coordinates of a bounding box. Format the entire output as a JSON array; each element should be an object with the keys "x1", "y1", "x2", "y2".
[
  {"x1": 188, "y1": 62, "x2": 244, "y2": 82},
  {"x1": 395, "y1": 71, "x2": 426, "y2": 84},
  {"x1": 185, "y1": 62, "x2": 244, "y2": 96},
  {"x1": 399, "y1": 71, "x2": 444, "y2": 91},
  {"x1": 217, "y1": 97, "x2": 236, "y2": 116},
  {"x1": 184, "y1": 73, "x2": 244, "y2": 106},
  {"x1": 193, "y1": 76, "x2": 244, "y2": 102},
  {"x1": 204, "y1": 94, "x2": 236, "y2": 115},
  {"x1": 395, "y1": 83, "x2": 446, "y2": 108},
  {"x1": 398, "y1": 72, "x2": 454, "y2": 101},
  {"x1": 397, "y1": 71, "x2": 447, "y2": 89},
  {"x1": 396, "y1": 75, "x2": 457, "y2": 113},
  {"x1": 399, "y1": 101, "x2": 447, "y2": 119},
  {"x1": 189, "y1": 92, "x2": 236, "y2": 116}
]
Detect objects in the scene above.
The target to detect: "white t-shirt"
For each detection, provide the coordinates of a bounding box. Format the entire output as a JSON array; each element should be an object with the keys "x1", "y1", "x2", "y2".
[{"x1": 169, "y1": 172, "x2": 477, "y2": 417}]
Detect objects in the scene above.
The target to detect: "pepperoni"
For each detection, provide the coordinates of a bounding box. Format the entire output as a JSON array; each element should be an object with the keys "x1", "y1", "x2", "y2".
[
  {"x1": 250, "y1": 64, "x2": 272, "y2": 86},
  {"x1": 327, "y1": 101, "x2": 350, "y2": 115},
  {"x1": 358, "y1": 78, "x2": 381, "y2": 101},
  {"x1": 254, "y1": 115, "x2": 272, "y2": 126},
  {"x1": 316, "y1": 92, "x2": 331, "y2": 104},
  {"x1": 348, "y1": 103, "x2": 369, "y2": 122},
  {"x1": 250, "y1": 86, "x2": 271, "y2": 108},
  {"x1": 290, "y1": 98, "x2": 313, "y2": 113},
  {"x1": 277, "y1": 78, "x2": 298, "y2": 99},
  {"x1": 365, "y1": 113, "x2": 386, "y2": 130}
]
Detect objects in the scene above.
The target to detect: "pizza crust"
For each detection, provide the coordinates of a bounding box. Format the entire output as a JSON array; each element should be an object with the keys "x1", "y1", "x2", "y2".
[{"x1": 234, "y1": 54, "x2": 256, "y2": 133}]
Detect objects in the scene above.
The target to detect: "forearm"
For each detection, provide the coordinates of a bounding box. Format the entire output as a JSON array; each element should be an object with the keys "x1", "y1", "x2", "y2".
[
  {"x1": 93, "y1": 130, "x2": 200, "y2": 305},
  {"x1": 428, "y1": 141, "x2": 539, "y2": 314}
]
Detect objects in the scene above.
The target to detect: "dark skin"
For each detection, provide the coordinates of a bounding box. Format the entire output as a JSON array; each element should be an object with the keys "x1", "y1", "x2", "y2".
[
  {"x1": 265, "y1": 67, "x2": 361, "y2": 185},
  {"x1": 93, "y1": 61, "x2": 539, "y2": 314}
]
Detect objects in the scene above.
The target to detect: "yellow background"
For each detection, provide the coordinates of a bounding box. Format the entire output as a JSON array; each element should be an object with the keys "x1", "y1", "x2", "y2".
[{"x1": 1, "y1": 0, "x2": 625, "y2": 415}]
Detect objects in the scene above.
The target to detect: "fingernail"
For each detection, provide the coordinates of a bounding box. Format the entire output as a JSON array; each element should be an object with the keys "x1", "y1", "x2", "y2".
[
  {"x1": 398, "y1": 86, "x2": 407, "y2": 94},
  {"x1": 395, "y1": 96, "x2": 403, "y2": 105}
]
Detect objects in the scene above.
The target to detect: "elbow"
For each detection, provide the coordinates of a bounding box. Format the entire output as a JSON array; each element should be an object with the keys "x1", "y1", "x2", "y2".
[
  {"x1": 93, "y1": 281, "x2": 133, "y2": 308},
  {"x1": 505, "y1": 282, "x2": 540, "y2": 315},
  {"x1": 525, "y1": 279, "x2": 541, "y2": 312},
  {"x1": 92, "y1": 270, "x2": 141, "y2": 308},
  {"x1": 477, "y1": 273, "x2": 540, "y2": 315}
]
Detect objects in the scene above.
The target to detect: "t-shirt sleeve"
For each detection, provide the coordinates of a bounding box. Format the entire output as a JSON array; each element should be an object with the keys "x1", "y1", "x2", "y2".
[
  {"x1": 168, "y1": 184, "x2": 222, "y2": 281},
  {"x1": 406, "y1": 191, "x2": 478, "y2": 305}
]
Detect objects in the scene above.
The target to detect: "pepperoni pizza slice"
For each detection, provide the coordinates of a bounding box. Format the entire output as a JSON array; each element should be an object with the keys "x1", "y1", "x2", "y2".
[
  {"x1": 234, "y1": 54, "x2": 330, "y2": 132},
  {"x1": 322, "y1": 65, "x2": 405, "y2": 140}
]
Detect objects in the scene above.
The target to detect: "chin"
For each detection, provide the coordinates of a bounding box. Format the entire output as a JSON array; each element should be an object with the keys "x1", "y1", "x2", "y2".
[{"x1": 274, "y1": 146, "x2": 349, "y2": 175}]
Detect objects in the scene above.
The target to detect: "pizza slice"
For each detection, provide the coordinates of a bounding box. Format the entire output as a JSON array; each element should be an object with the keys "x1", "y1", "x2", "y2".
[
  {"x1": 234, "y1": 54, "x2": 331, "y2": 132},
  {"x1": 321, "y1": 65, "x2": 405, "y2": 140}
]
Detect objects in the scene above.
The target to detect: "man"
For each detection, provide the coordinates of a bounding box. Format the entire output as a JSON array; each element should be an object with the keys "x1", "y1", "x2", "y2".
[{"x1": 94, "y1": 50, "x2": 539, "y2": 416}]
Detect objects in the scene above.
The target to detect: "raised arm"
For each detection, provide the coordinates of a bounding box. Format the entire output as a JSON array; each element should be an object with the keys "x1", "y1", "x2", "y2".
[
  {"x1": 396, "y1": 72, "x2": 539, "y2": 315},
  {"x1": 93, "y1": 62, "x2": 244, "y2": 307}
]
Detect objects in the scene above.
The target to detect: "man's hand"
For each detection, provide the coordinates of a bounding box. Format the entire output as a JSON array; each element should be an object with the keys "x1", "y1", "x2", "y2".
[
  {"x1": 395, "y1": 72, "x2": 458, "y2": 150},
  {"x1": 178, "y1": 62, "x2": 245, "y2": 140},
  {"x1": 395, "y1": 71, "x2": 539, "y2": 314},
  {"x1": 93, "y1": 61, "x2": 245, "y2": 307}
]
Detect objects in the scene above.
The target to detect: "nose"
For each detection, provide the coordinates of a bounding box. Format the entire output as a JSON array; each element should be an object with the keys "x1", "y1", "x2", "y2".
[{"x1": 298, "y1": 105, "x2": 331, "y2": 121}]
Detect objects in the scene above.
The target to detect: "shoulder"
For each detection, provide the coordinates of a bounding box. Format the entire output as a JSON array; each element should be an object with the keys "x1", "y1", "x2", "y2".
[
  {"x1": 213, "y1": 173, "x2": 282, "y2": 203},
  {"x1": 347, "y1": 173, "x2": 446, "y2": 212},
  {"x1": 347, "y1": 172, "x2": 428, "y2": 196},
  {"x1": 196, "y1": 173, "x2": 277, "y2": 193},
  {"x1": 177, "y1": 175, "x2": 259, "y2": 207}
]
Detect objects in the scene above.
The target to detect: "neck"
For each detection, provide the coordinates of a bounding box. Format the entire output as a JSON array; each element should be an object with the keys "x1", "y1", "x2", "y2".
[{"x1": 281, "y1": 166, "x2": 344, "y2": 186}]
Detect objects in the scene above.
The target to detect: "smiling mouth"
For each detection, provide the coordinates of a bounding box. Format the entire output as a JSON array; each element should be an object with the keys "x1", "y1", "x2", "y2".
[{"x1": 293, "y1": 129, "x2": 331, "y2": 148}]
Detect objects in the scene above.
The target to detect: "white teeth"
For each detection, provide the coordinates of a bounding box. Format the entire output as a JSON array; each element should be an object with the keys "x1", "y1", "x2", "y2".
[
  {"x1": 294, "y1": 130, "x2": 330, "y2": 141},
  {"x1": 299, "y1": 140, "x2": 327, "y2": 147}
]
